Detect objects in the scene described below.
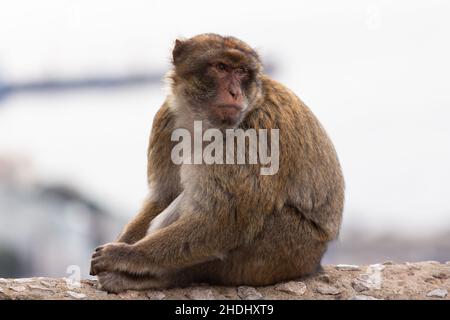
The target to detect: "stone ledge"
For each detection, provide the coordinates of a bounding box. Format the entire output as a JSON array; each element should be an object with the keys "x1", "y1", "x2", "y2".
[{"x1": 0, "y1": 262, "x2": 448, "y2": 300}]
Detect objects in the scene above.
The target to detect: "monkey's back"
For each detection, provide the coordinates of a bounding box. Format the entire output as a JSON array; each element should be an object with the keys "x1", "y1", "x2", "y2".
[{"x1": 249, "y1": 76, "x2": 345, "y2": 242}]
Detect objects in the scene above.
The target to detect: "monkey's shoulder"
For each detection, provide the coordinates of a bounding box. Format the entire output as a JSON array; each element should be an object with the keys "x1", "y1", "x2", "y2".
[
  {"x1": 252, "y1": 76, "x2": 340, "y2": 168},
  {"x1": 147, "y1": 100, "x2": 179, "y2": 163},
  {"x1": 152, "y1": 100, "x2": 176, "y2": 130},
  {"x1": 249, "y1": 76, "x2": 319, "y2": 131}
]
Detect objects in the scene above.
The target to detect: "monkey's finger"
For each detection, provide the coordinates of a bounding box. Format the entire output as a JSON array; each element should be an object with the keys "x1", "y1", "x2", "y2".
[
  {"x1": 90, "y1": 262, "x2": 103, "y2": 276},
  {"x1": 94, "y1": 245, "x2": 105, "y2": 252},
  {"x1": 92, "y1": 250, "x2": 103, "y2": 259},
  {"x1": 90, "y1": 258, "x2": 103, "y2": 275},
  {"x1": 89, "y1": 263, "x2": 98, "y2": 276}
]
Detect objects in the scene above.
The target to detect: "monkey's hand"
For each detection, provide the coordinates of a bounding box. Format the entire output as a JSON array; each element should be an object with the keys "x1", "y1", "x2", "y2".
[{"x1": 90, "y1": 242, "x2": 135, "y2": 276}]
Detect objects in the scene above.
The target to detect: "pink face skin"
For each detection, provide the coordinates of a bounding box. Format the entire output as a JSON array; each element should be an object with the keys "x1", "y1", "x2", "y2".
[{"x1": 210, "y1": 62, "x2": 249, "y2": 125}]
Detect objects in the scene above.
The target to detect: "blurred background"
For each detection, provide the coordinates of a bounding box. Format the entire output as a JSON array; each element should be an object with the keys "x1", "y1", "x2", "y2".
[{"x1": 1, "y1": 0, "x2": 449, "y2": 278}]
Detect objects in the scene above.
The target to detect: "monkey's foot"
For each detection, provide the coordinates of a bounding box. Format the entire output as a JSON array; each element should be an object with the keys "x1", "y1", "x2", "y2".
[
  {"x1": 97, "y1": 272, "x2": 130, "y2": 293},
  {"x1": 97, "y1": 272, "x2": 166, "y2": 293}
]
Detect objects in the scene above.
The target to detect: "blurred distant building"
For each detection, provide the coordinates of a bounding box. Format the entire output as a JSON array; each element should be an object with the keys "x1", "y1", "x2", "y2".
[
  {"x1": 0, "y1": 72, "x2": 164, "y2": 103},
  {"x1": 0, "y1": 155, "x2": 124, "y2": 278}
]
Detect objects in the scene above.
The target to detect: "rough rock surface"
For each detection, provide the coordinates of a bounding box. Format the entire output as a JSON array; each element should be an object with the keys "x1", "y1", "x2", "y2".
[{"x1": 0, "y1": 262, "x2": 449, "y2": 300}]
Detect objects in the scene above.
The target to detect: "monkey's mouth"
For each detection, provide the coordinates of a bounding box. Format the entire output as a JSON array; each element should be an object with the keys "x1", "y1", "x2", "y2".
[
  {"x1": 215, "y1": 104, "x2": 243, "y2": 111},
  {"x1": 213, "y1": 104, "x2": 243, "y2": 125}
]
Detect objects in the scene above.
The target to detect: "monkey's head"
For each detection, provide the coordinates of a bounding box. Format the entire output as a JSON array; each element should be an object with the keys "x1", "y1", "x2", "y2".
[{"x1": 169, "y1": 34, "x2": 263, "y2": 128}]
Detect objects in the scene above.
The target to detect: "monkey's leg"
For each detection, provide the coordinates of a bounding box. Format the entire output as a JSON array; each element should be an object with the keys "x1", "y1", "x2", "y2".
[
  {"x1": 90, "y1": 203, "x2": 257, "y2": 276},
  {"x1": 92, "y1": 204, "x2": 328, "y2": 287},
  {"x1": 146, "y1": 192, "x2": 184, "y2": 234},
  {"x1": 166, "y1": 207, "x2": 328, "y2": 286}
]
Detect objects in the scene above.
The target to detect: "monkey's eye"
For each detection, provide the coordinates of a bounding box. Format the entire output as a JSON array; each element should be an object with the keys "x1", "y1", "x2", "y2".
[
  {"x1": 215, "y1": 62, "x2": 229, "y2": 72},
  {"x1": 235, "y1": 67, "x2": 248, "y2": 77}
]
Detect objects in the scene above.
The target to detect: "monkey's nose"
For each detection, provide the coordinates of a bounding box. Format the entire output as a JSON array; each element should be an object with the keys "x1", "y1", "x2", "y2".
[{"x1": 229, "y1": 88, "x2": 243, "y2": 101}]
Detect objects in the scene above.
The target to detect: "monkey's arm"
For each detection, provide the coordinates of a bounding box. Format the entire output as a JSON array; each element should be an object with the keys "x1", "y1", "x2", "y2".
[
  {"x1": 91, "y1": 191, "x2": 265, "y2": 275},
  {"x1": 116, "y1": 102, "x2": 181, "y2": 244}
]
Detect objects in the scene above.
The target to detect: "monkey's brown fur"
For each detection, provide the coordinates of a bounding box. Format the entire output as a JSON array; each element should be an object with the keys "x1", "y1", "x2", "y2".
[{"x1": 90, "y1": 34, "x2": 344, "y2": 292}]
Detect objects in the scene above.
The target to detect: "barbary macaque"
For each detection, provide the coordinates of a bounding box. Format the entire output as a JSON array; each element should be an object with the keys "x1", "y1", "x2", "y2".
[{"x1": 90, "y1": 34, "x2": 344, "y2": 292}]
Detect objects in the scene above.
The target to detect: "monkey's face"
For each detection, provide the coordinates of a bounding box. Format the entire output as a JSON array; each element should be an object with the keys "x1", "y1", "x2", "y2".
[{"x1": 170, "y1": 34, "x2": 263, "y2": 128}]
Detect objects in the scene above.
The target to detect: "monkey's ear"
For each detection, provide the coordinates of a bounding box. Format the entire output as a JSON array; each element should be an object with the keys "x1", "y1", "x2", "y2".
[{"x1": 172, "y1": 39, "x2": 187, "y2": 65}]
